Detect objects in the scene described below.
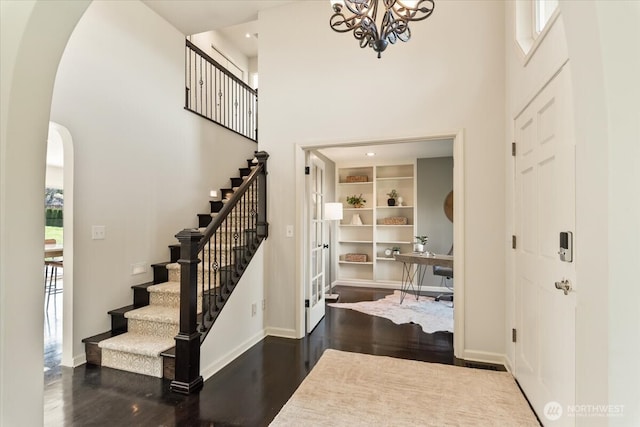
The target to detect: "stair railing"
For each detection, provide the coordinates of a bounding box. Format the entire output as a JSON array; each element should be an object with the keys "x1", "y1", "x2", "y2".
[
  {"x1": 171, "y1": 151, "x2": 269, "y2": 394},
  {"x1": 185, "y1": 39, "x2": 258, "y2": 142}
]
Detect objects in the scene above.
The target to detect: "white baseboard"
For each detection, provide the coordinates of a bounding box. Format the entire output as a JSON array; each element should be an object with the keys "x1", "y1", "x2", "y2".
[
  {"x1": 503, "y1": 355, "x2": 514, "y2": 374},
  {"x1": 72, "y1": 353, "x2": 87, "y2": 368},
  {"x1": 461, "y1": 349, "x2": 508, "y2": 367},
  {"x1": 201, "y1": 329, "x2": 267, "y2": 381},
  {"x1": 265, "y1": 327, "x2": 299, "y2": 339},
  {"x1": 334, "y1": 280, "x2": 449, "y2": 295}
]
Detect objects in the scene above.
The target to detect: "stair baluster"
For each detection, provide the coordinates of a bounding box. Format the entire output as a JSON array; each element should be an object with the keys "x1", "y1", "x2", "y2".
[{"x1": 170, "y1": 151, "x2": 269, "y2": 394}]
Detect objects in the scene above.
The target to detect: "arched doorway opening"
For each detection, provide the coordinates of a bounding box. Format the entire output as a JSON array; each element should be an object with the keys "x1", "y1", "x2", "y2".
[{"x1": 44, "y1": 122, "x2": 75, "y2": 375}]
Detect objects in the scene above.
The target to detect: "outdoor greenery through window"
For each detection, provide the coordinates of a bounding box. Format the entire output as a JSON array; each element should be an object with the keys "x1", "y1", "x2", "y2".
[{"x1": 45, "y1": 188, "x2": 64, "y2": 244}]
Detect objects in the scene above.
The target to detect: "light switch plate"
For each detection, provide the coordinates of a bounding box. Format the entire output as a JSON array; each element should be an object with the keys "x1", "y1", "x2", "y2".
[
  {"x1": 131, "y1": 262, "x2": 147, "y2": 275},
  {"x1": 92, "y1": 225, "x2": 106, "y2": 240}
]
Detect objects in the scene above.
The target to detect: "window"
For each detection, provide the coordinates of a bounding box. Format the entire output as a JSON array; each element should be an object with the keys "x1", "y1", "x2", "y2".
[
  {"x1": 515, "y1": 0, "x2": 559, "y2": 59},
  {"x1": 535, "y1": 0, "x2": 559, "y2": 34}
]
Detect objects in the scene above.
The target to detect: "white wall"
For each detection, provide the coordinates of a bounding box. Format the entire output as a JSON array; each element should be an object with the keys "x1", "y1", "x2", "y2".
[
  {"x1": 563, "y1": 2, "x2": 640, "y2": 424},
  {"x1": 49, "y1": 0, "x2": 257, "y2": 365},
  {"x1": 200, "y1": 244, "x2": 266, "y2": 379},
  {"x1": 416, "y1": 156, "x2": 454, "y2": 287},
  {"x1": 259, "y1": 1, "x2": 507, "y2": 359},
  {"x1": 248, "y1": 56, "x2": 259, "y2": 90},
  {"x1": 189, "y1": 30, "x2": 250, "y2": 84},
  {"x1": 46, "y1": 165, "x2": 64, "y2": 189}
]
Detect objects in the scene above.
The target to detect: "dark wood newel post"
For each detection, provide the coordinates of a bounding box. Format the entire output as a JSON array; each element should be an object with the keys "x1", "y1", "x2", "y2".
[
  {"x1": 170, "y1": 228, "x2": 204, "y2": 394},
  {"x1": 255, "y1": 151, "x2": 269, "y2": 239}
]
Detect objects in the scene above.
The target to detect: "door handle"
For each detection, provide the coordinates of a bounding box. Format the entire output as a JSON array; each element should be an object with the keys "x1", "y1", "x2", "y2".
[
  {"x1": 323, "y1": 244, "x2": 329, "y2": 249},
  {"x1": 554, "y1": 279, "x2": 571, "y2": 295}
]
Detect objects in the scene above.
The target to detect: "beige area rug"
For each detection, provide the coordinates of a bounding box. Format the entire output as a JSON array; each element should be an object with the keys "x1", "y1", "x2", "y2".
[
  {"x1": 328, "y1": 290, "x2": 453, "y2": 334},
  {"x1": 270, "y1": 350, "x2": 539, "y2": 427}
]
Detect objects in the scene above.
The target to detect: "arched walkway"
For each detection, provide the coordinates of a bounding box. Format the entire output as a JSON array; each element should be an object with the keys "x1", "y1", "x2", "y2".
[
  {"x1": 1, "y1": 2, "x2": 89, "y2": 425},
  {"x1": 48, "y1": 122, "x2": 75, "y2": 368}
]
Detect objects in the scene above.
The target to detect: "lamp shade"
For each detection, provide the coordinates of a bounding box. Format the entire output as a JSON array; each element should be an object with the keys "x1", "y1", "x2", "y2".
[{"x1": 324, "y1": 202, "x2": 344, "y2": 221}]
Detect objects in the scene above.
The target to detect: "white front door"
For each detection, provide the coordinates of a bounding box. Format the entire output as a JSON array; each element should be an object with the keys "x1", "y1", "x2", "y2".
[
  {"x1": 306, "y1": 154, "x2": 326, "y2": 333},
  {"x1": 514, "y1": 64, "x2": 576, "y2": 426}
]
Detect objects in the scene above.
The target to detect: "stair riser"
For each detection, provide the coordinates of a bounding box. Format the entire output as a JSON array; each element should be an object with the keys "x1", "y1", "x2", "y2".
[
  {"x1": 198, "y1": 212, "x2": 258, "y2": 229},
  {"x1": 200, "y1": 249, "x2": 252, "y2": 267},
  {"x1": 102, "y1": 349, "x2": 164, "y2": 378},
  {"x1": 149, "y1": 292, "x2": 202, "y2": 312},
  {"x1": 151, "y1": 263, "x2": 169, "y2": 284},
  {"x1": 168, "y1": 268, "x2": 235, "y2": 285},
  {"x1": 128, "y1": 319, "x2": 178, "y2": 339},
  {"x1": 215, "y1": 218, "x2": 259, "y2": 231}
]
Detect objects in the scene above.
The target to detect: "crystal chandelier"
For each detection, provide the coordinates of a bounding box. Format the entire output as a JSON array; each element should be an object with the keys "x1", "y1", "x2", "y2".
[{"x1": 329, "y1": 0, "x2": 435, "y2": 58}]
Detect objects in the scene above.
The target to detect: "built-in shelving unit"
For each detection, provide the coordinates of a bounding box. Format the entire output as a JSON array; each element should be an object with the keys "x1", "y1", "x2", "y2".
[{"x1": 334, "y1": 163, "x2": 415, "y2": 285}]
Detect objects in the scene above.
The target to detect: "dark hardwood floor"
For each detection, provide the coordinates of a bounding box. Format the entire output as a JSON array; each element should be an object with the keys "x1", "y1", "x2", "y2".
[
  {"x1": 44, "y1": 283, "x2": 64, "y2": 383},
  {"x1": 44, "y1": 286, "x2": 454, "y2": 426}
]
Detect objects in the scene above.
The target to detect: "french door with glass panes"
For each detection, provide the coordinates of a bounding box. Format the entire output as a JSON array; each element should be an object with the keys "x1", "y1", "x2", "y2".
[{"x1": 306, "y1": 154, "x2": 326, "y2": 333}]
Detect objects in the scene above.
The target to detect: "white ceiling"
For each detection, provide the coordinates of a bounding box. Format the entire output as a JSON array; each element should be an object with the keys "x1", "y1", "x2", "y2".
[
  {"x1": 217, "y1": 20, "x2": 260, "y2": 58},
  {"x1": 317, "y1": 139, "x2": 454, "y2": 164},
  {"x1": 143, "y1": 1, "x2": 297, "y2": 58}
]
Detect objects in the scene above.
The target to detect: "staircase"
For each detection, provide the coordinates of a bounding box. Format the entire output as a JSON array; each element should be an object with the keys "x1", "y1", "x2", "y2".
[{"x1": 82, "y1": 153, "x2": 268, "y2": 382}]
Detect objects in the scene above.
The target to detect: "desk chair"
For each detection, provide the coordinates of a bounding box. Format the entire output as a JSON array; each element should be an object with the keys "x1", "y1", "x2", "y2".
[
  {"x1": 433, "y1": 246, "x2": 453, "y2": 303},
  {"x1": 44, "y1": 239, "x2": 63, "y2": 309}
]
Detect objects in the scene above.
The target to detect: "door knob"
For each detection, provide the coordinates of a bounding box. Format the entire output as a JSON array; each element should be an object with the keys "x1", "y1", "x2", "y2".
[{"x1": 554, "y1": 279, "x2": 571, "y2": 295}]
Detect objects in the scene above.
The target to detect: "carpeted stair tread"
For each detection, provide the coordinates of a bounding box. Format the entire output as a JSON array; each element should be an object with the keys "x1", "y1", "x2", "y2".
[
  {"x1": 124, "y1": 304, "x2": 179, "y2": 324},
  {"x1": 148, "y1": 282, "x2": 202, "y2": 296},
  {"x1": 147, "y1": 281, "x2": 182, "y2": 295},
  {"x1": 98, "y1": 332, "x2": 175, "y2": 357}
]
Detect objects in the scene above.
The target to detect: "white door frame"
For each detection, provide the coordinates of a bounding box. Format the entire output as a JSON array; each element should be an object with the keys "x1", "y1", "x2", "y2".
[{"x1": 294, "y1": 130, "x2": 466, "y2": 358}]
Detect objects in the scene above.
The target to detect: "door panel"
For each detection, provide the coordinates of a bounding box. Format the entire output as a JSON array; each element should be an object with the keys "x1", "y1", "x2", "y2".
[
  {"x1": 514, "y1": 65, "x2": 576, "y2": 426},
  {"x1": 306, "y1": 155, "x2": 326, "y2": 333}
]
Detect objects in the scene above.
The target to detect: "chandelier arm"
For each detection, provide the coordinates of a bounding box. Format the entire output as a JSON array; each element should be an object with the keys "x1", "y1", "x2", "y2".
[
  {"x1": 344, "y1": 0, "x2": 375, "y2": 17},
  {"x1": 329, "y1": 0, "x2": 435, "y2": 58},
  {"x1": 379, "y1": 9, "x2": 395, "y2": 43},
  {"x1": 391, "y1": 0, "x2": 435, "y2": 22},
  {"x1": 330, "y1": 11, "x2": 364, "y2": 33}
]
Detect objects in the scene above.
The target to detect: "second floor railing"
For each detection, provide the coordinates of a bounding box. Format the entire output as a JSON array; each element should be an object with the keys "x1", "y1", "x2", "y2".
[{"x1": 185, "y1": 40, "x2": 258, "y2": 142}]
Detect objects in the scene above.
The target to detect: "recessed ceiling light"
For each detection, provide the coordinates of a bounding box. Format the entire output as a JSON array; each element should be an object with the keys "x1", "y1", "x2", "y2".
[
  {"x1": 245, "y1": 33, "x2": 251, "y2": 38},
  {"x1": 366, "y1": 152, "x2": 376, "y2": 157}
]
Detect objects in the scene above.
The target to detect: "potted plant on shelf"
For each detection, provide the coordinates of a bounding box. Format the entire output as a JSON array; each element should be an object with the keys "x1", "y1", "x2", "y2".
[
  {"x1": 414, "y1": 235, "x2": 428, "y2": 253},
  {"x1": 392, "y1": 246, "x2": 401, "y2": 256},
  {"x1": 346, "y1": 194, "x2": 366, "y2": 208},
  {"x1": 386, "y1": 189, "x2": 398, "y2": 206}
]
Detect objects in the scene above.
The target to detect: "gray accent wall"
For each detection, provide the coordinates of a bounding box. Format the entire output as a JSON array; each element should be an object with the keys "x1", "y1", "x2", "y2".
[{"x1": 417, "y1": 156, "x2": 454, "y2": 287}]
